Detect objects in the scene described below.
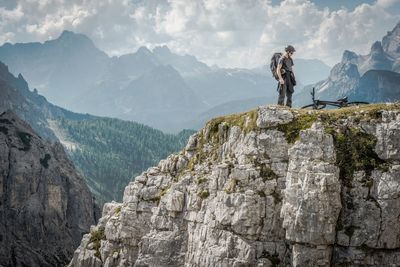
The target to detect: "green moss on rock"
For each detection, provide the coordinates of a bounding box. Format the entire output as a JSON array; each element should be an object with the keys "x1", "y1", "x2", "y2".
[
  {"x1": 327, "y1": 126, "x2": 387, "y2": 185},
  {"x1": 198, "y1": 190, "x2": 210, "y2": 199},
  {"x1": 196, "y1": 177, "x2": 207, "y2": 184},
  {"x1": 277, "y1": 113, "x2": 318, "y2": 144},
  {"x1": 277, "y1": 103, "x2": 400, "y2": 144},
  {"x1": 89, "y1": 227, "x2": 106, "y2": 259},
  {"x1": 115, "y1": 206, "x2": 121, "y2": 214},
  {"x1": 207, "y1": 109, "x2": 258, "y2": 138}
]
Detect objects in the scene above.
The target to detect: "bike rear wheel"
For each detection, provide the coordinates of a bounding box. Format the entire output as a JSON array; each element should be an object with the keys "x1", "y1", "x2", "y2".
[{"x1": 301, "y1": 103, "x2": 327, "y2": 110}]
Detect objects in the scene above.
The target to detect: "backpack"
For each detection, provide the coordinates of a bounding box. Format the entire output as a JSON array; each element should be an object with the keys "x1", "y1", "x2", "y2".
[{"x1": 270, "y1": 52, "x2": 282, "y2": 81}]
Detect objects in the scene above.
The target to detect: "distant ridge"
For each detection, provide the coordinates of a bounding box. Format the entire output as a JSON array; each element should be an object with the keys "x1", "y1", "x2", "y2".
[{"x1": 0, "y1": 30, "x2": 328, "y2": 132}]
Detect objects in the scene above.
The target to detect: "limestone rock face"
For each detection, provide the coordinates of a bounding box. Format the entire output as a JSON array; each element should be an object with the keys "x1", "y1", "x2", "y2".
[
  {"x1": 69, "y1": 104, "x2": 400, "y2": 266},
  {"x1": 0, "y1": 111, "x2": 97, "y2": 266},
  {"x1": 281, "y1": 122, "x2": 341, "y2": 266}
]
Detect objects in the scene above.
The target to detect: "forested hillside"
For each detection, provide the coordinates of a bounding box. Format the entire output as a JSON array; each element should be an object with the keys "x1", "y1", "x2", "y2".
[{"x1": 56, "y1": 117, "x2": 194, "y2": 205}]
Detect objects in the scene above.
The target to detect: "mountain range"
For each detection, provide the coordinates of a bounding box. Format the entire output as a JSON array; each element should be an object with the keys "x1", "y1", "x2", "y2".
[
  {"x1": 0, "y1": 30, "x2": 330, "y2": 132},
  {"x1": 295, "y1": 21, "x2": 400, "y2": 107},
  {"x1": 0, "y1": 60, "x2": 193, "y2": 205}
]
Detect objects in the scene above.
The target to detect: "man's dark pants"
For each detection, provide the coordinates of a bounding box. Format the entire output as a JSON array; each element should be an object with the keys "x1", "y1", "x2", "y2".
[{"x1": 277, "y1": 74, "x2": 294, "y2": 107}]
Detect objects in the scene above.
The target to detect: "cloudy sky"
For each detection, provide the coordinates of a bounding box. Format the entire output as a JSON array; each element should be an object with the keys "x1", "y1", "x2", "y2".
[{"x1": 0, "y1": 0, "x2": 399, "y2": 68}]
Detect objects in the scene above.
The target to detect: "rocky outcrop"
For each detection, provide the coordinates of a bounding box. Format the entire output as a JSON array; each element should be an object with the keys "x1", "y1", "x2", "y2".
[
  {"x1": 0, "y1": 111, "x2": 98, "y2": 266},
  {"x1": 69, "y1": 104, "x2": 400, "y2": 266}
]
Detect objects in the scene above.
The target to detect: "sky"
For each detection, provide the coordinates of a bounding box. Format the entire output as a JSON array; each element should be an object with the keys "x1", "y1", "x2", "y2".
[{"x1": 0, "y1": 0, "x2": 399, "y2": 68}]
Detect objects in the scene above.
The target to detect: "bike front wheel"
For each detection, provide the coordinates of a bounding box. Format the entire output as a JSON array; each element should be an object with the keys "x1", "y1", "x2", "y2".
[
  {"x1": 301, "y1": 103, "x2": 327, "y2": 110},
  {"x1": 345, "y1": 101, "x2": 369, "y2": 107}
]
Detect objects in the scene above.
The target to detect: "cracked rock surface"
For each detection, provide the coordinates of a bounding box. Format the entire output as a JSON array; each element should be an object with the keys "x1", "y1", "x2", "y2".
[
  {"x1": 69, "y1": 104, "x2": 400, "y2": 266},
  {"x1": 0, "y1": 111, "x2": 97, "y2": 266}
]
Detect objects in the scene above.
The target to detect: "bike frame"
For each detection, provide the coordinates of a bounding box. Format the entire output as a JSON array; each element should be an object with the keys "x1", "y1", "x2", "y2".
[
  {"x1": 312, "y1": 100, "x2": 346, "y2": 108},
  {"x1": 302, "y1": 88, "x2": 369, "y2": 110},
  {"x1": 309, "y1": 87, "x2": 347, "y2": 108}
]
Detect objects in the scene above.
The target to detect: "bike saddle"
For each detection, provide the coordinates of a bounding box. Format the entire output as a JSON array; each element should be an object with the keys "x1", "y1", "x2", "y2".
[{"x1": 337, "y1": 96, "x2": 348, "y2": 102}]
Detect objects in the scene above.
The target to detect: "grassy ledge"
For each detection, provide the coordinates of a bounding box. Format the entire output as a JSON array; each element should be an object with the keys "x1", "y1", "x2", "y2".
[{"x1": 181, "y1": 103, "x2": 399, "y2": 179}]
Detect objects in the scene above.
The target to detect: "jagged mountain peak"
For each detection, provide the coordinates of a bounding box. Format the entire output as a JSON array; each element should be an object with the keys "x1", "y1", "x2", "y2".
[
  {"x1": 153, "y1": 45, "x2": 172, "y2": 55},
  {"x1": 54, "y1": 30, "x2": 94, "y2": 45},
  {"x1": 341, "y1": 50, "x2": 359, "y2": 63},
  {"x1": 371, "y1": 41, "x2": 384, "y2": 53},
  {"x1": 0, "y1": 60, "x2": 14, "y2": 81},
  {"x1": 359, "y1": 40, "x2": 394, "y2": 75},
  {"x1": 59, "y1": 29, "x2": 77, "y2": 38},
  {"x1": 0, "y1": 61, "x2": 30, "y2": 93},
  {"x1": 382, "y1": 20, "x2": 400, "y2": 59},
  {"x1": 137, "y1": 46, "x2": 153, "y2": 56},
  {"x1": 17, "y1": 73, "x2": 28, "y2": 83},
  {"x1": 386, "y1": 20, "x2": 400, "y2": 37},
  {"x1": 40, "y1": 30, "x2": 106, "y2": 59}
]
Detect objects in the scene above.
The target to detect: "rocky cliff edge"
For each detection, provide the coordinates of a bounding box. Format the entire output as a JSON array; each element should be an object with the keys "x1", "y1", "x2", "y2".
[{"x1": 69, "y1": 104, "x2": 400, "y2": 267}]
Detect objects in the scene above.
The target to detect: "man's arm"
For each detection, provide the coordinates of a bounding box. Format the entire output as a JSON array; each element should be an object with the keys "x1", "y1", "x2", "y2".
[{"x1": 277, "y1": 64, "x2": 284, "y2": 85}]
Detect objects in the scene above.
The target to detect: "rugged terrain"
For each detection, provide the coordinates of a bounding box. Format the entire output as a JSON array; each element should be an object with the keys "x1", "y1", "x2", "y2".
[
  {"x1": 0, "y1": 111, "x2": 98, "y2": 266},
  {"x1": 69, "y1": 103, "x2": 400, "y2": 266}
]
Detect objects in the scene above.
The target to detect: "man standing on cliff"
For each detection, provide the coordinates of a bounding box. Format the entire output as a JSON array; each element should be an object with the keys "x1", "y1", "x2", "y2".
[{"x1": 276, "y1": 45, "x2": 296, "y2": 107}]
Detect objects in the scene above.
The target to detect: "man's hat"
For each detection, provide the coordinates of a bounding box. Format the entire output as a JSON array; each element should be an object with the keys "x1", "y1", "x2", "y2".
[{"x1": 285, "y1": 45, "x2": 295, "y2": 53}]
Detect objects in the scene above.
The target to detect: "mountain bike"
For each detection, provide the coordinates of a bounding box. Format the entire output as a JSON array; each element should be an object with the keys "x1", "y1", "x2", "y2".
[{"x1": 301, "y1": 88, "x2": 369, "y2": 109}]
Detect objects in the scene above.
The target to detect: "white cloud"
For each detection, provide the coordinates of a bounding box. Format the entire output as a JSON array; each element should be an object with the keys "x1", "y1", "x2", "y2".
[
  {"x1": 0, "y1": 4, "x2": 24, "y2": 23},
  {"x1": 376, "y1": 0, "x2": 398, "y2": 8},
  {"x1": 0, "y1": 0, "x2": 399, "y2": 68}
]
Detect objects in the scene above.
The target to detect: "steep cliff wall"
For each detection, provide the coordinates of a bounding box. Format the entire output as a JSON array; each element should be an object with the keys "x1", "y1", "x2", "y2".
[
  {"x1": 0, "y1": 111, "x2": 98, "y2": 266},
  {"x1": 69, "y1": 104, "x2": 400, "y2": 266}
]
